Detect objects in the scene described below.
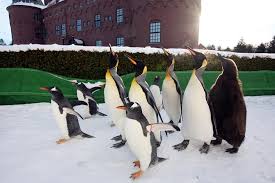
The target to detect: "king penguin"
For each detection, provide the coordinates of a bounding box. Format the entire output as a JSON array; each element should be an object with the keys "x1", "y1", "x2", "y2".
[
  {"x1": 173, "y1": 47, "x2": 213, "y2": 153},
  {"x1": 149, "y1": 76, "x2": 163, "y2": 111},
  {"x1": 162, "y1": 48, "x2": 182, "y2": 126},
  {"x1": 117, "y1": 102, "x2": 180, "y2": 179},
  {"x1": 125, "y1": 54, "x2": 164, "y2": 145},
  {"x1": 209, "y1": 54, "x2": 247, "y2": 153},
  {"x1": 40, "y1": 86, "x2": 94, "y2": 144},
  {"x1": 104, "y1": 44, "x2": 128, "y2": 148},
  {"x1": 71, "y1": 80, "x2": 107, "y2": 118}
]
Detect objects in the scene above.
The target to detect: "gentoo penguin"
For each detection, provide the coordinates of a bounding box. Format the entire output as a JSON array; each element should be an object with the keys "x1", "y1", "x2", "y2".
[
  {"x1": 125, "y1": 54, "x2": 164, "y2": 145},
  {"x1": 162, "y1": 48, "x2": 182, "y2": 126},
  {"x1": 209, "y1": 54, "x2": 247, "y2": 153},
  {"x1": 40, "y1": 86, "x2": 94, "y2": 144},
  {"x1": 117, "y1": 102, "x2": 180, "y2": 179},
  {"x1": 71, "y1": 80, "x2": 107, "y2": 118},
  {"x1": 104, "y1": 44, "x2": 128, "y2": 148},
  {"x1": 149, "y1": 76, "x2": 163, "y2": 111},
  {"x1": 173, "y1": 47, "x2": 213, "y2": 153}
]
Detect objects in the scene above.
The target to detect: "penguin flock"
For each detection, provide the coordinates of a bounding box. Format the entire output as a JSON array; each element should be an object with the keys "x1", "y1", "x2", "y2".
[{"x1": 40, "y1": 45, "x2": 247, "y2": 179}]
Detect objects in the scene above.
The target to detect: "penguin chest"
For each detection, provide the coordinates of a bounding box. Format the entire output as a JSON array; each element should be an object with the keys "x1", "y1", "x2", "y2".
[
  {"x1": 104, "y1": 74, "x2": 125, "y2": 122},
  {"x1": 182, "y1": 74, "x2": 213, "y2": 143},
  {"x1": 149, "y1": 85, "x2": 162, "y2": 111},
  {"x1": 125, "y1": 118, "x2": 152, "y2": 168},
  {"x1": 162, "y1": 78, "x2": 181, "y2": 123},
  {"x1": 76, "y1": 90, "x2": 85, "y2": 101},
  {"x1": 129, "y1": 80, "x2": 156, "y2": 123},
  {"x1": 51, "y1": 100, "x2": 69, "y2": 138}
]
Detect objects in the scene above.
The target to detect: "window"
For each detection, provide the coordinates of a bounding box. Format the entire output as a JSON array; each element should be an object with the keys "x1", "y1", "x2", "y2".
[
  {"x1": 149, "y1": 21, "x2": 161, "y2": 43},
  {"x1": 116, "y1": 37, "x2": 124, "y2": 46},
  {"x1": 55, "y1": 25, "x2": 60, "y2": 35},
  {"x1": 95, "y1": 14, "x2": 101, "y2": 28},
  {"x1": 108, "y1": 16, "x2": 112, "y2": 21},
  {"x1": 95, "y1": 40, "x2": 102, "y2": 46},
  {"x1": 116, "y1": 8, "x2": 123, "y2": 23},
  {"x1": 61, "y1": 24, "x2": 66, "y2": 36},
  {"x1": 76, "y1": 19, "x2": 82, "y2": 31}
]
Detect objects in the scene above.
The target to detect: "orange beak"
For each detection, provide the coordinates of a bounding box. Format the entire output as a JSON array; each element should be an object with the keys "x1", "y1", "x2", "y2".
[
  {"x1": 125, "y1": 54, "x2": 137, "y2": 65},
  {"x1": 116, "y1": 106, "x2": 127, "y2": 110},
  {"x1": 40, "y1": 87, "x2": 49, "y2": 91}
]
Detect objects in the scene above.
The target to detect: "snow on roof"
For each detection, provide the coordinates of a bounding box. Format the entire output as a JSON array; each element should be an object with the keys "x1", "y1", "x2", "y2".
[
  {"x1": 46, "y1": 0, "x2": 64, "y2": 8},
  {"x1": 0, "y1": 44, "x2": 275, "y2": 59},
  {"x1": 10, "y1": 2, "x2": 46, "y2": 9}
]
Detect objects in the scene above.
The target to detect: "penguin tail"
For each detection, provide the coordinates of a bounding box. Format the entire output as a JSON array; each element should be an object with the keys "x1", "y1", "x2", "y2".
[
  {"x1": 81, "y1": 132, "x2": 95, "y2": 138},
  {"x1": 97, "y1": 111, "x2": 108, "y2": 116},
  {"x1": 157, "y1": 157, "x2": 167, "y2": 163}
]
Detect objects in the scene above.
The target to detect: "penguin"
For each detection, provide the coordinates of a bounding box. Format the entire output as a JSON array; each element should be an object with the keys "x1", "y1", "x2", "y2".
[
  {"x1": 104, "y1": 44, "x2": 128, "y2": 148},
  {"x1": 117, "y1": 102, "x2": 180, "y2": 179},
  {"x1": 125, "y1": 54, "x2": 164, "y2": 145},
  {"x1": 209, "y1": 54, "x2": 247, "y2": 153},
  {"x1": 162, "y1": 48, "x2": 182, "y2": 126},
  {"x1": 173, "y1": 47, "x2": 213, "y2": 154},
  {"x1": 71, "y1": 80, "x2": 107, "y2": 118},
  {"x1": 40, "y1": 86, "x2": 94, "y2": 144},
  {"x1": 149, "y1": 76, "x2": 163, "y2": 111}
]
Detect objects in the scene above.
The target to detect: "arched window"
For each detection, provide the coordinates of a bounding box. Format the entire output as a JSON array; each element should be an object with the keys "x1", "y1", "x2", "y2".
[{"x1": 149, "y1": 21, "x2": 161, "y2": 43}]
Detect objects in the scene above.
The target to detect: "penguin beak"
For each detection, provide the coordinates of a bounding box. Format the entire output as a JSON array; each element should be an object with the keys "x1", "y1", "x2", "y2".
[
  {"x1": 125, "y1": 54, "x2": 137, "y2": 65},
  {"x1": 186, "y1": 46, "x2": 196, "y2": 56},
  {"x1": 116, "y1": 105, "x2": 127, "y2": 110},
  {"x1": 109, "y1": 43, "x2": 115, "y2": 56},
  {"x1": 40, "y1": 87, "x2": 49, "y2": 91}
]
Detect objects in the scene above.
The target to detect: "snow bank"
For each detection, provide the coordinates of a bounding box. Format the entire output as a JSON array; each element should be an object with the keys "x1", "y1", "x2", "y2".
[
  {"x1": 10, "y1": 2, "x2": 46, "y2": 9},
  {"x1": 1, "y1": 96, "x2": 275, "y2": 183},
  {"x1": 1, "y1": 44, "x2": 275, "y2": 59}
]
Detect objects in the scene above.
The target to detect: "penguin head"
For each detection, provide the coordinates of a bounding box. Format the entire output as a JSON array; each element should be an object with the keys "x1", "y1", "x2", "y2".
[
  {"x1": 125, "y1": 54, "x2": 147, "y2": 77},
  {"x1": 117, "y1": 102, "x2": 143, "y2": 120},
  {"x1": 186, "y1": 46, "x2": 207, "y2": 70},
  {"x1": 162, "y1": 48, "x2": 175, "y2": 67},
  {"x1": 153, "y1": 76, "x2": 161, "y2": 87},
  {"x1": 71, "y1": 80, "x2": 87, "y2": 91},
  {"x1": 40, "y1": 86, "x2": 64, "y2": 98},
  {"x1": 108, "y1": 44, "x2": 119, "y2": 70},
  {"x1": 217, "y1": 54, "x2": 238, "y2": 78}
]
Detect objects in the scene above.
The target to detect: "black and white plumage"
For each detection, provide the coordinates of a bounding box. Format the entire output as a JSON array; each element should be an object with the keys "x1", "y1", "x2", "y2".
[
  {"x1": 125, "y1": 54, "x2": 164, "y2": 145},
  {"x1": 40, "y1": 86, "x2": 94, "y2": 144},
  {"x1": 117, "y1": 102, "x2": 180, "y2": 179},
  {"x1": 162, "y1": 48, "x2": 182, "y2": 126},
  {"x1": 149, "y1": 76, "x2": 163, "y2": 111},
  {"x1": 173, "y1": 47, "x2": 213, "y2": 154},
  {"x1": 71, "y1": 80, "x2": 107, "y2": 118},
  {"x1": 104, "y1": 44, "x2": 128, "y2": 148}
]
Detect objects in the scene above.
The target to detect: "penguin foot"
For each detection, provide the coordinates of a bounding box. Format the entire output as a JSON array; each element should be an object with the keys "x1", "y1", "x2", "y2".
[
  {"x1": 133, "y1": 160, "x2": 140, "y2": 168},
  {"x1": 211, "y1": 138, "x2": 222, "y2": 146},
  {"x1": 199, "y1": 143, "x2": 210, "y2": 154},
  {"x1": 225, "y1": 147, "x2": 239, "y2": 154},
  {"x1": 111, "y1": 140, "x2": 126, "y2": 148},
  {"x1": 111, "y1": 135, "x2": 122, "y2": 141},
  {"x1": 173, "y1": 140, "x2": 189, "y2": 151},
  {"x1": 56, "y1": 138, "x2": 68, "y2": 144},
  {"x1": 130, "y1": 170, "x2": 143, "y2": 180},
  {"x1": 110, "y1": 123, "x2": 115, "y2": 127}
]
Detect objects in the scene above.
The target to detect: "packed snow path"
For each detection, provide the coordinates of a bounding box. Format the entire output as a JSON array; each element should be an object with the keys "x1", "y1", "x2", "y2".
[{"x1": 1, "y1": 96, "x2": 275, "y2": 183}]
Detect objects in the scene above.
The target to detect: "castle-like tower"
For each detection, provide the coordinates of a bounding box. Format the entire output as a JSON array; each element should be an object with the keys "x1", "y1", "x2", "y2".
[{"x1": 7, "y1": 0, "x2": 201, "y2": 48}]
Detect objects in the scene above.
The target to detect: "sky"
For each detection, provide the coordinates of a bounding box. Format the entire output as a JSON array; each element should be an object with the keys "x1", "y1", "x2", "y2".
[{"x1": 0, "y1": 0, "x2": 275, "y2": 48}]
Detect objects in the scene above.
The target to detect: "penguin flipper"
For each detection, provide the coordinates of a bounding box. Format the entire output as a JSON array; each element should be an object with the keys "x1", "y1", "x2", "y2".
[
  {"x1": 90, "y1": 86, "x2": 104, "y2": 94},
  {"x1": 146, "y1": 123, "x2": 180, "y2": 133},
  {"x1": 96, "y1": 111, "x2": 108, "y2": 116},
  {"x1": 63, "y1": 107, "x2": 84, "y2": 120},
  {"x1": 71, "y1": 100, "x2": 88, "y2": 107},
  {"x1": 81, "y1": 132, "x2": 95, "y2": 138}
]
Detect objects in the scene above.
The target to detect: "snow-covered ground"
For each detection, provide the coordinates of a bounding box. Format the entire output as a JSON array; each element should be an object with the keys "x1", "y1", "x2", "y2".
[
  {"x1": 1, "y1": 96, "x2": 275, "y2": 183},
  {"x1": 1, "y1": 44, "x2": 275, "y2": 59}
]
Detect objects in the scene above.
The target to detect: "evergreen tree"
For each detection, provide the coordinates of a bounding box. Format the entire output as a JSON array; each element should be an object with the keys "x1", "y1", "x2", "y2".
[
  {"x1": 267, "y1": 36, "x2": 275, "y2": 53},
  {"x1": 233, "y1": 38, "x2": 247, "y2": 53},
  {"x1": 206, "y1": 44, "x2": 215, "y2": 50},
  {"x1": 255, "y1": 43, "x2": 266, "y2": 53}
]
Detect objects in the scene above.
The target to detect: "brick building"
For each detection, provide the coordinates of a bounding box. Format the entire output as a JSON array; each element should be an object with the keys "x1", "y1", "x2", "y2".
[{"x1": 7, "y1": 0, "x2": 201, "y2": 48}]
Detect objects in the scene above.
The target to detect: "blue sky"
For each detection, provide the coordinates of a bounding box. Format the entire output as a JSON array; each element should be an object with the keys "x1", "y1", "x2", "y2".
[{"x1": 1, "y1": 0, "x2": 275, "y2": 48}]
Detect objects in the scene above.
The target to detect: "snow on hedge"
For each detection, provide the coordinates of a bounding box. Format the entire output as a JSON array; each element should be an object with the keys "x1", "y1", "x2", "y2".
[
  {"x1": 10, "y1": 2, "x2": 46, "y2": 9},
  {"x1": 0, "y1": 44, "x2": 275, "y2": 59}
]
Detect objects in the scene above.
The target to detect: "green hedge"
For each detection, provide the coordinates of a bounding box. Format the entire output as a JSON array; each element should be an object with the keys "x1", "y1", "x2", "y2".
[
  {"x1": 0, "y1": 50, "x2": 275, "y2": 79},
  {"x1": 0, "y1": 68, "x2": 275, "y2": 105}
]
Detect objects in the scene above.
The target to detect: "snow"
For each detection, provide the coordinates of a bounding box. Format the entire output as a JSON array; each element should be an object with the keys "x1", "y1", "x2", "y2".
[
  {"x1": 1, "y1": 96, "x2": 275, "y2": 183},
  {"x1": 10, "y1": 2, "x2": 46, "y2": 9},
  {"x1": 1, "y1": 44, "x2": 275, "y2": 59}
]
